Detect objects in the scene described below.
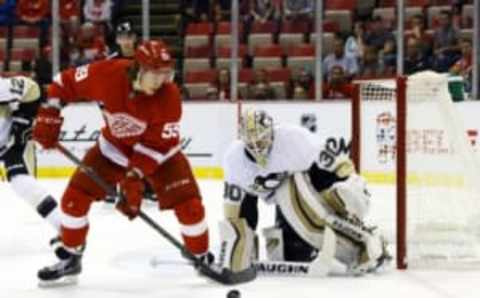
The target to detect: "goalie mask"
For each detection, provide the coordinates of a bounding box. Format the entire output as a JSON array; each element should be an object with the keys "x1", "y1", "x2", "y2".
[{"x1": 239, "y1": 109, "x2": 274, "y2": 167}]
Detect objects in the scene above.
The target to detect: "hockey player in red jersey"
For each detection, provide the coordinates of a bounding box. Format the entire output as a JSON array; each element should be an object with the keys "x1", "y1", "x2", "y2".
[{"x1": 32, "y1": 40, "x2": 210, "y2": 286}]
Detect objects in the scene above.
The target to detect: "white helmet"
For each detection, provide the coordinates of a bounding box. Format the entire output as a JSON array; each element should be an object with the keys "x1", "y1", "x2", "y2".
[{"x1": 239, "y1": 109, "x2": 274, "y2": 167}]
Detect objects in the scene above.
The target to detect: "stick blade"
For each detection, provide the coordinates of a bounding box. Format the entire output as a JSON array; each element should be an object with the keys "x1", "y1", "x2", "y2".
[{"x1": 198, "y1": 266, "x2": 257, "y2": 285}]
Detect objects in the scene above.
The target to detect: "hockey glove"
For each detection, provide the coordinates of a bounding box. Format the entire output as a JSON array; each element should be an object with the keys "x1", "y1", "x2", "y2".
[
  {"x1": 117, "y1": 170, "x2": 145, "y2": 220},
  {"x1": 11, "y1": 116, "x2": 32, "y2": 147},
  {"x1": 33, "y1": 107, "x2": 63, "y2": 149}
]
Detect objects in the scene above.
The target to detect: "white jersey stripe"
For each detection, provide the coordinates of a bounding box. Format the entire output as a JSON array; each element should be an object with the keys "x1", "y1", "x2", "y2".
[
  {"x1": 62, "y1": 214, "x2": 88, "y2": 229},
  {"x1": 180, "y1": 219, "x2": 208, "y2": 237}
]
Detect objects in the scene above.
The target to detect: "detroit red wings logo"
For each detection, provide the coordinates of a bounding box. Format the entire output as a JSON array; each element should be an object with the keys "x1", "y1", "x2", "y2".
[{"x1": 103, "y1": 111, "x2": 147, "y2": 138}]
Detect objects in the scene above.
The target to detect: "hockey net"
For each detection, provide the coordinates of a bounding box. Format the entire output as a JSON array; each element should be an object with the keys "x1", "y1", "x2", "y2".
[{"x1": 352, "y1": 71, "x2": 480, "y2": 269}]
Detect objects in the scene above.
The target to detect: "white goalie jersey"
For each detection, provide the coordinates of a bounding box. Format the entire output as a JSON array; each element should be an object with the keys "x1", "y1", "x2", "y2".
[{"x1": 223, "y1": 124, "x2": 320, "y2": 206}]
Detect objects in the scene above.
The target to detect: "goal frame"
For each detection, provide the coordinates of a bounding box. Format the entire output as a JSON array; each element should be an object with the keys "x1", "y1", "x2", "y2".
[{"x1": 351, "y1": 77, "x2": 408, "y2": 269}]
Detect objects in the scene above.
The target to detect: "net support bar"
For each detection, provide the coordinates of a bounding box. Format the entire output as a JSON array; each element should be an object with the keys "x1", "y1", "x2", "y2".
[
  {"x1": 142, "y1": 0, "x2": 150, "y2": 40},
  {"x1": 396, "y1": 76, "x2": 407, "y2": 269},
  {"x1": 314, "y1": 0, "x2": 324, "y2": 101},
  {"x1": 230, "y1": 0, "x2": 239, "y2": 102},
  {"x1": 396, "y1": 0, "x2": 405, "y2": 76},
  {"x1": 51, "y1": 0, "x2": 60, "y2": 75}
]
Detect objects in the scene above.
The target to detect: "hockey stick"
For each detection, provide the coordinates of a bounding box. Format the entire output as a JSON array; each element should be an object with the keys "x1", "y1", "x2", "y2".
[
  {"x1": 256, "y1": 226, "x2": 346, "y2": 277},
  {"x1": 55, "y1": 143, "x2": 255, "y2": 285}
]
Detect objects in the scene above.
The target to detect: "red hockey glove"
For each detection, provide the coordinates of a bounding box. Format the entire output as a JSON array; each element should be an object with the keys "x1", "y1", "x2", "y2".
[
  {"x1": 117, "y1": 170, "x2": 145, "y2": 220},
  {"x1": 33, "y1": 107, "x2": 63, "y2": 149}
]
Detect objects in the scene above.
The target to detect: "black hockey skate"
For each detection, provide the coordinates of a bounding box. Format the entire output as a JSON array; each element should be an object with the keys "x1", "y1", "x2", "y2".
[
  {"x1": 194, "y1": 251, "x2": 215, "y2": 270},
  {"x1": 38, "y1": 249, "x2": 82, "y2": 288}
]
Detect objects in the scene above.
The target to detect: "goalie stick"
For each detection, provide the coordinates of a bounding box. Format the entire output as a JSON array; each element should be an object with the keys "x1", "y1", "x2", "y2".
[
  {"x1": 55, "y1": 143, "x2": 256, "y2": 285},
  {"x1": 256, "y1": 226, "x2": 346, "y2": 277}
]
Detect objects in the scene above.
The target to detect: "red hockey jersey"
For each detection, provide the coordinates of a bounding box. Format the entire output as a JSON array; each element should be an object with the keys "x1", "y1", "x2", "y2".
[{"x1": 48, "y1": 59, "x2": 181, "y2": 175}]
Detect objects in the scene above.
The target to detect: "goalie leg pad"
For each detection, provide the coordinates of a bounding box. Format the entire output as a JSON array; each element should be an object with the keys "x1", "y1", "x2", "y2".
[
  {"x1": 328, "y1": 216, "x2": 390, "y2": 274},
  {"x1": 293, "y1": 172, "x2": 390, "y2": 273},
  {"x1": 323, "y1": 174, "x2": 371, "y2": 220},
  {"x1": 218, "y1": 218, "x2": 256, "y2": 273}
]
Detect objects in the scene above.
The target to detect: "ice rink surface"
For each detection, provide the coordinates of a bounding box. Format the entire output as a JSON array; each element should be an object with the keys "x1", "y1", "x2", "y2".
[{"x1": 0, "y1": 179, "x2": 477, "y2": 298}]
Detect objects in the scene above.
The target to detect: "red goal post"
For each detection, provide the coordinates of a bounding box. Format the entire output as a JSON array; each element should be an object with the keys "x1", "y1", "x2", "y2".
[{"x1": 351, "y1": 72, "x2": 480, "y2": 270}]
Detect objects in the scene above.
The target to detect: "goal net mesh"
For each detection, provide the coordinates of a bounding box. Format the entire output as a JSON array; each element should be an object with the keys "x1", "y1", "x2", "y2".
[{"x1": 358, "y1": 71, "x2": 480, "y2": 268}]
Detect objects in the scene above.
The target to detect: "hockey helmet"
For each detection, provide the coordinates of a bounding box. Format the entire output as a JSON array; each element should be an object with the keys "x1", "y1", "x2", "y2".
[
  {"x1": 239, "y1": 109, "x2": 274, "y2": 167},
  {"x1": 116, "y1": 20, "x2": 135, "y2": 37},
  {"x1": 135, "y1": 40, "x2": 173, "y2": 70}
]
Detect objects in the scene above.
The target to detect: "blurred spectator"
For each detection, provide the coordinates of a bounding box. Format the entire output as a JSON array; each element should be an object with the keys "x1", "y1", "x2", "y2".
[
  {"x1": 60, "y1": 0, "x2": 80, "y2": 23},
  {"x1": 33, "y1": 45, "x2": 53, "y2": 86},
  {"x1": 290, "y1": 67, "x2": 313, "y2": 99},
  {"x1": 245, "y1": 0, "x2": 276, "y2": 24},
  {"x1": 356, "y1": 0, "x2": 376, "y2": 21},
  {"x1": 358, "y1": 45, "x2": 381, "y2": 78},
  {"x1": 180, "y1": 85, "x2": 191, "y2": 101},
  {"x1": 70, "y1": 22, "x2": 107, "y2": 66},
  {"x1": 16, "y1": 0, "x2": 49, "y2": 24},
  {"x1": 322, "y1": 66, "x2": 354, "y2": 100},
  {"x1": 404, "y1": 37, "x2": 431, "y2": 75},
  {"x1": 432, "y1": 10, "x2": 461, "y2": 72},
  {"x1": 282, "y1": 0, "x2": 314, "y2": 21},
  {"x1": 60, "y1": 14, "x2": 81, "y2": 67},
  {"x1": 322, "y1": 34, "x2": 359, "y2": 79},
  {"x1": 345, "y1": 21, "x2": 366, "y2": 62},
  {"x1": 246, "y1": 69, "x2": 276, "y2": 100},
  {"x1": 378, "y1": 39, "x2": 396, "y2": 75},
  {"x1": 21, "y1": 59, "x2": 34, "y2": 75},
  {"x1": 186, "y1": 0, "x2": 211, "y2": 22},
  {"x1": 212, "y1": 0, "x2": 231, "y2": 22},
  {"x1": 207, "y1": 68, "x2": 231, "y2": 100},
  {"x1": 365, "y1": 16, "x2": 395, "y2": 51},
  {"x1": 450, "y1": 38, "x2": 472, "y2": 76},
  {"x1": 109, "y1": 20, "x2": 137, "y2": 59},
  {"x1": 83, "y1": 0, "x2": 113, "y2": 26},
  {"x1": 406, "y1": 15, "x2": 433, "y2": 57},
  {"x1": 0, "y1": 0, "x2": 16, "y2": 25},
  {"x1": 451, "y1": 3, "x2": 463, "y2": 29},
  {"x1": 450, "y1": 38, "x2": 472, "y2": 92}
]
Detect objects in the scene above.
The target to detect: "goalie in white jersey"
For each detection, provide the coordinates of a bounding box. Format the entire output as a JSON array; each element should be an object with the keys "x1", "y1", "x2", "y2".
[
  {"x1": 0, "y1": 76, "x2": 61, "y2": 231},
  {"x1": 218, "y1": 109, "x2": 391, "y2": 278}
]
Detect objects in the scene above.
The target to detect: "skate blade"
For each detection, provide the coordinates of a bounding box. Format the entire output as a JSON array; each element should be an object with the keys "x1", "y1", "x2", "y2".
[{"x1": 38, "y1": 275, "x2": 78, "y2": 288}]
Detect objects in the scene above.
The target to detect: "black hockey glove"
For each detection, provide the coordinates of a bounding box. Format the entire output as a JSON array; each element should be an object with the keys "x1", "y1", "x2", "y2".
[{"x1": 11, "y1": 116, "x2": 33, "y2": 147}]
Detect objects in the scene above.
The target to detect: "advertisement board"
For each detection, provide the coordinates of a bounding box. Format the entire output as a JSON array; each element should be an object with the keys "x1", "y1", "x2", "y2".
[{"x1": 35, "y1": 101, "x2": 480, "y2": 184}]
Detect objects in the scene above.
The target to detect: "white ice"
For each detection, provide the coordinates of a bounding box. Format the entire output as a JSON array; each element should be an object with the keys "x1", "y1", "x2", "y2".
[{"x1": 0, "y1": 179, "x2": 478, "y2": 298}]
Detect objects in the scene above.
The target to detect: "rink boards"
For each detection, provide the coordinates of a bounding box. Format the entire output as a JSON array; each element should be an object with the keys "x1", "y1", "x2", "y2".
[{"x1": 32, "y1": 101, "x2": 480, "y2": 184}]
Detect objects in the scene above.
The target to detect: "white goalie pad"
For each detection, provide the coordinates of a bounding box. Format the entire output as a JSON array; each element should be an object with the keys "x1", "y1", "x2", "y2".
[
  {"x1": 217, "y1": 218, "x2": 256, "y2": 273},
  {"x1": 274, "y1": 175, "x2": 328, "y2": 250},
  {"x1": 272, "y1": 173, "x2": 390, "y2": 273},
  {"x1": 324, "y1": 174, "x2": 371, "y2": 220}
]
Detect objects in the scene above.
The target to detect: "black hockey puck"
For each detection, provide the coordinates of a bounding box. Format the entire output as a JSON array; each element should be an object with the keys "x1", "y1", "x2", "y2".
[{"x1": 227, "y1": 289, "x2": 240, "y2": 298}]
